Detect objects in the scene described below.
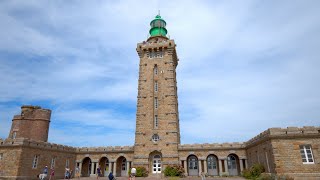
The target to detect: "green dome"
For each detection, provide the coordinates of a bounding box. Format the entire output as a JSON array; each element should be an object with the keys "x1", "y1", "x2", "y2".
[{"x1": 149, "y1": 15, "x2": 167, "y2": 37}]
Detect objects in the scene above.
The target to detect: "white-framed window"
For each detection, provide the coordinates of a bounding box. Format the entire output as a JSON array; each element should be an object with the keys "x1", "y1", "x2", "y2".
[
  {"x1": 0, "y1": 153, "x2": 3, "y2": 160},
  {"x1": 12, "y1": 131, "x2": 17, "y2": 139},
  {"x1": 154, "y1": 66, "x2": 158, "y2": 75},
  {"x1": 300, "y1": 145, "x2": 314, "y2": 164},
  {"x1": 152, "y1": 134, "x2": 160, "y2": 142},
  {"x1": 66, "y1": 159, "x2": 70, "y2": 168},
  {"x1": 154, "y1": 97, "x2": 158, "y2": 109},
  {"x1": 51, "y1": 157, "x2": 56, "y2": 168},
  {"x1": 154, "y1": 115, "x2": 158, "y2": 128},
  {"x1": 32, "y1": 155, "x2": 39, "y2": 169},
  {"x1": 154, "y1": 81, "x2": 158, "y2": 92}
]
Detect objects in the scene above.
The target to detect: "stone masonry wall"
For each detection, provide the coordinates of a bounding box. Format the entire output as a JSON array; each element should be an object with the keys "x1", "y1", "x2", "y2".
[
  {"x1": 246, "y1": 140, "x2": 275, "y2": 173},
  {"x1": 0, "y1": 144, "x2": 22, "y2": 178},
  {"x1": 134, "y1": 36, "x2": 180, "y2": 172},
  {"x1": 245, "y1": 126, "x2": 320, "y2": 178},
  {"x1": 0, "y1": 138, "x2": 76, "y2": 179},
  {"x1": 9, "y1": 105, "x2": 51, "y2": 142},
  {"x1": 178, "y1": 143, "x2": 247, "y2": 176}
]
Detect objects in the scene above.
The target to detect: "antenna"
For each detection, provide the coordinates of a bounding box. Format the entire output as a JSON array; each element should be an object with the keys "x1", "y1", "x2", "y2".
[{"x1": 158, "y1": 10, "x2": 160, "y2": 16}]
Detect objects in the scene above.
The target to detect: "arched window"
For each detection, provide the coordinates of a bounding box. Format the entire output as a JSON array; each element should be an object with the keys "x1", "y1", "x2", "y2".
[{"x1": 227, "y1": 155, "x2": 238, "y2": 176}]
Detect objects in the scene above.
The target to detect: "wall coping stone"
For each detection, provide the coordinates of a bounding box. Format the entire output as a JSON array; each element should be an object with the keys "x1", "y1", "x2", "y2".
[{"x1": 245, "y1": 126, "x2": 320, "y2": 148}]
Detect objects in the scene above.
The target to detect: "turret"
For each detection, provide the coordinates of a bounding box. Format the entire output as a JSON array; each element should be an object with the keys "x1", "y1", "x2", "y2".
[{"x1": 8, "y1": 105, "x2": 51, "y2": 142}]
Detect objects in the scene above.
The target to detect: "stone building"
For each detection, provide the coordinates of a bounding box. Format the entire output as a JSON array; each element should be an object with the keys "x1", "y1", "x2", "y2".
[{"x1": 0, "y1": 15, "x2": 319, "y2": 179}]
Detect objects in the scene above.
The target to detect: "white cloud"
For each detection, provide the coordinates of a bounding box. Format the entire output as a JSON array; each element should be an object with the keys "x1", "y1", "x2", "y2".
[{"x1": 0, "y1": 0, "x2": 319, "y2": 146}]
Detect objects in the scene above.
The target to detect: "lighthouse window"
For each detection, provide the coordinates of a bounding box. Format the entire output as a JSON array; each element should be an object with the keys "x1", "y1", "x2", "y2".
[
  {"x1": 154, "y1": 115, "x2": 158, "y2": 128},
  {"x1": 149, "y1": 51, "x2": 156, "y2": 59},
  {"x1": 158, "y1": 51, "x2": 163, "y2": 58},
  {"x1": 155, "y1": 97, "x2": 158, "y2": 109},
  {"x1": 154, "y1": 81, "x2": 158, "y2": 92},
  {"x1": 154, "y1": 66, "x2": 158, "y2": 75},
  {"x1": 149, "y1": 51, "x2": 163, "y2": 59}
]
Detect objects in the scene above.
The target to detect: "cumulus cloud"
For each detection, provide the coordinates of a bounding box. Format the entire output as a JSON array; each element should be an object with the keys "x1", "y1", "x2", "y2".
[{"x1": 0, "y1": 0, "x2": 319, "y2": 146}]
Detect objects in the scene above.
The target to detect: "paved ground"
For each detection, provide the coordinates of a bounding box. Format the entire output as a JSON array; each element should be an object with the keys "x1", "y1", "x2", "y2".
[{"x1": 58, "y1": 177, "x2": 245, "y2": 180}]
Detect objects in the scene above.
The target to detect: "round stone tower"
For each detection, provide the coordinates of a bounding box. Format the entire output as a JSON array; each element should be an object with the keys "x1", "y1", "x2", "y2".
[{"x1": 9, "y1": 105, "x2": 52, "y2": 142}]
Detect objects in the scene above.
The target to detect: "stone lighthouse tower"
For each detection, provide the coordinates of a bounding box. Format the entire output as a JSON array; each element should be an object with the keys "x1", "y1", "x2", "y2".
[{"x1": 134, "y1": 14, "x2": 180, "y2": 173}]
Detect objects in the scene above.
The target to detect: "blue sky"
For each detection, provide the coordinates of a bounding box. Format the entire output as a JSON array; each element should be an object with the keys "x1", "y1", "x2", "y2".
[{"x1": 0, "y1": 0, "x2": 319, "y2": 147}]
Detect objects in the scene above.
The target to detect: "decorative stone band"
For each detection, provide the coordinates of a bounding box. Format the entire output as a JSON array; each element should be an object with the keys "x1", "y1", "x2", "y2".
[
  {"x1": 179, "y1": 142, "x2": 245, "y2": 150},
  {"x1": 168, "y1": 121, "x2": 177, "y2": 124},
  {"x1": 162, "y1": 161, "x2": 180, "y2": 165},
  {"x1": 12, "y1": 117, "x2": 50, "y2": 121},
  {"x1": 77, "y1": 146, "x2": 134, "y2": 153},
  {"x1": 137, "y1": 40, "x2": 175, "y2": 52},
  {"x1": 133, "y1": 155, "x2": 149, "y2": 159},
  {"x1": 166, "y1": 142, "x2": 178, "y2": 145},
  {"x1": 162, "y1": 154, "x2": 179, "y2": 158},
  {"x1": 133, "y1": 161, "x2": 149, "y2": 165},
  {"x1": 134, "y1": 143, "x2": 145, "y2": 146}
]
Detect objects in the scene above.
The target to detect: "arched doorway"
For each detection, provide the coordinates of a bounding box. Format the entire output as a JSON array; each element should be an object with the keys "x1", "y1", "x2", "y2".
[
  {"x1": 116, "y1": 156, "x2": 127, "y2": 177},
  {"x1": 227, "y1": 154, "x2": 239, "y2": 176},
  {"x1": 81, "y1": 157, "x2": 92, "y2": 177},
  {"x1": 207, "y1": 155, "x2": 218, "y2": 176},
  {"x1": 187, "y1": 155, "x2": 198, "y2": 176},
  {"x1": 149, "y1": 151, "x2": 162, "y2": 174},
  {"x1": 99, "y1": 157, "x2": 109, "y2": 177},
  {"x1": 152, "y1": 155, "x2": 161, "y2": 174}
]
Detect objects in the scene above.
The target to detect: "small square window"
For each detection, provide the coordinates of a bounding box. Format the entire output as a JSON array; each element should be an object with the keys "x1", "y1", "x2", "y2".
[{"x1": 0, "y1": 153, "x2": 3, "y2": 160}]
